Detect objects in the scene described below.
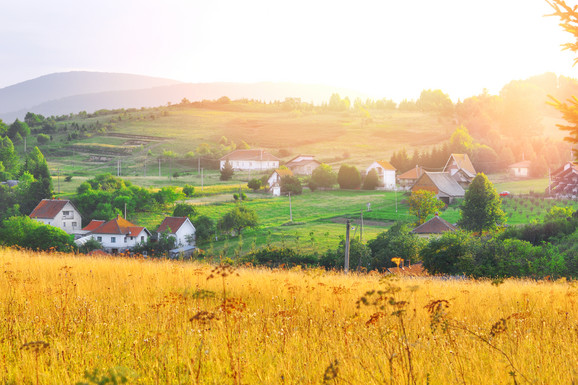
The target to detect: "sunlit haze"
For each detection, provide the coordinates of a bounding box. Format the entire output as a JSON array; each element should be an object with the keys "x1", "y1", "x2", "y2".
[{"x1": 1, "y1": 0, "x2": 575, "y2": 101}]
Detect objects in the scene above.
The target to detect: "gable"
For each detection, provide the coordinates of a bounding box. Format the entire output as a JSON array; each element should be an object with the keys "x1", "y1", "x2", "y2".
[{"x1": 30, "y1": 199, "x2": 77, "y2": 219}]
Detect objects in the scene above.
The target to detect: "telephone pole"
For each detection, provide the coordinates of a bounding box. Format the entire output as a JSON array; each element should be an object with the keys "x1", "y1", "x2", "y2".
[
  {"x1": 289, "y1": 192, "x2": 293, "y2": 222},
  {"x1": 360, "y1": 209, "x2": 364, "y2": 244},
  {"x1": 344, "y1": 219, "x2": 351, "y2": 273}
]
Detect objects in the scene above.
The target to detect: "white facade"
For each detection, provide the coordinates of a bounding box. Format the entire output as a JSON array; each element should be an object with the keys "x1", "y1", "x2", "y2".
[
  {"x1": 220, "y1": 159, "x2": 279, "y2": 171},
  {"x1": 91, "y1": 229, "x2": 149, "y2": 253},
  {"x1": 159, "y1": 218, "x2": 196, "y2": 247},
  {"x1": 366, "y1": 161, "x2": 397, "y2": 190},
  {"x1": 30, "y1": 200, "x2": 82, "y2": 234}
]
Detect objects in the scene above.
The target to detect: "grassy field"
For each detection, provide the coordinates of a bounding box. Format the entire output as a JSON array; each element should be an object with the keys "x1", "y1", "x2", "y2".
[{"x1": 2, "y1": 248, "x2": 576, "y2": 384}]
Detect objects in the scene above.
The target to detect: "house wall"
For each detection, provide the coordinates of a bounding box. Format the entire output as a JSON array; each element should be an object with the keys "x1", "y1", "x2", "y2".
[
  {"x1": 289, "y1": 162, "x2": 319, "y2": 175},
  {"x1": 267, "y1": 172, "x2": 280, "y2": 187},
  {"x1": 92, "y1": 231, "x2": 148, "y2": 253},
  {"x1": 220, "y1": 160, "x2": 279, "y2": 171},
  {"x1": 32, "y1": 202, "x2": 82, "y2": 234},
  {"x1": 412, "y1": 175, "x2": 439, "y2": 195},
  {"x1": 511, "y1": 167, "x2": 529, "y2": 177},
  {"x1": 173, "y1": 222, "x2": 196, "y2": 246}
]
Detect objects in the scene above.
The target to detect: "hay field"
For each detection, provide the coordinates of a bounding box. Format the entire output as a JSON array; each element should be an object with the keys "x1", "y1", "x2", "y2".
[{"x1": 1, "y1": 248, "x2": 577, "y2": 384}]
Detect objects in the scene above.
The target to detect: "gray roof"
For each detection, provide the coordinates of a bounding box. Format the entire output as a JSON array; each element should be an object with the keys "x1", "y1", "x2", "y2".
[
  {"x1": 424, "y1": 172, "x2": 465, "y2": 197},
  {"x1": 411, "y1": 215, "x2": 457, "y2": 234}
]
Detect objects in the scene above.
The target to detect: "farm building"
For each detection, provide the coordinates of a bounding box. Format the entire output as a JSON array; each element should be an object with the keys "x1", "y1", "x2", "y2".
[
  {"x1": 397, "y1": 166, "x2": 424, "y2": 190},
  {"x1": 157, "y1": 216, "x2": 196, "y2": 257},
  {"x1": 410, "y1": 213, "x2": 457, "y2": 237},
  {"x1": 29, "y1": 199, "x2": 83, "y2": 234},
  {"x1": 547, "y1": 161, "x2": 578, "y2": 198},
  {"x1": 508, "y1": 160, "x2": 532, "y2": 178},
  {"x1": 285, "y1": 154, "x2": 321, "y2": 175},
  {"x1": 366, "y1": 160, "x2": 397, "y2": 190},
  {"x1": 267, "y1": 168, "x2": 294, "y2": 196},
  {"x1": 443, "y1": 153, "x2": 476, "y2": 188},
  {"x1": 219, "y1": 149, "x2": 279, "y2": 171},
  {"x1": 412, "y1": 171, "x2": 465, "y2": 204}
]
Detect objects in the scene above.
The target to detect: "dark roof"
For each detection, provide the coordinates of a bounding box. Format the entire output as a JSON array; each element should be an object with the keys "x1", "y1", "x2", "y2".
[
  {"x1": 219, "y1": 149, "x2": 279, "y2": 162},
  {"x1": 411, "y1": 214, "x2": 457, "y2": 234},
  {"x1": 91, "y1": 215, "x2": 149, "y2": 236},
  {"x1": 29, "y1": 199, "x2": 77, "y2": 219},
  {"x1": 157, "y1": 217, "x2": 189, "y2": 234}
]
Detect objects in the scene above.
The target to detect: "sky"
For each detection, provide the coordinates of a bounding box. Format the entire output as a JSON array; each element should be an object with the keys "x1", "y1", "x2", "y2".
[{"x1": 0, "y1": 0, "x2": 576, "y2": 102}]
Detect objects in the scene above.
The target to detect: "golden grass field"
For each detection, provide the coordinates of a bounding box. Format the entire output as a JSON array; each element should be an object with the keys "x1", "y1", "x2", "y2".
[{"x1": 2, "y1": 248, "x2": 577, "y2": 384}]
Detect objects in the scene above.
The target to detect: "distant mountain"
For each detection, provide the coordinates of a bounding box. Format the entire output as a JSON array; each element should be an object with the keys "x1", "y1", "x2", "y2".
[{"x1": 0, "y1": 72, "x2": 368, "y2": 121}]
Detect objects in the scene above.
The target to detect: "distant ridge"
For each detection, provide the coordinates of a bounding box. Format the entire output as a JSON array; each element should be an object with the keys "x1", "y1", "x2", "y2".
[{"x1": 0, "y1": 72, "x2": 368, "y2": 121}]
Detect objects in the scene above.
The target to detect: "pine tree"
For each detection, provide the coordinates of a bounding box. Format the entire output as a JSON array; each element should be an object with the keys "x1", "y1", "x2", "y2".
[{"x1": 458, "y1": 173, "x2": 506, "y2": 233}]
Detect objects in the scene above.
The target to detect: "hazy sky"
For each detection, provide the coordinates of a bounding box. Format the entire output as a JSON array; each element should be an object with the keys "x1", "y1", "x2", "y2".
[{"x1": 0, "y1": 0, "x2": 575, "y2": 101}]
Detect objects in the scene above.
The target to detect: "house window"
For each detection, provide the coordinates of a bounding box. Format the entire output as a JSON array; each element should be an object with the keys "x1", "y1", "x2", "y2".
[
  {"x1": 72, "y1": 222, "x2": 77, "y2": 227},
  {"x1": 111, "y1": 237, "x2": 116, "y2": 243},
  {"x1": 63, "y1": 222, "x2": 66, "y2": 227},
  {"x1": 63, "y1": 211, "x2": 70, "y2": 216},
  {"x1": 141, "y1": 236, "x2": 145, "y2": 242},
  {"x1": 97, "y1": 236, "x2": 102, "y2": 242},
  {"x1": 124, "y1": 237, "x2": 127, "y2": 243}
]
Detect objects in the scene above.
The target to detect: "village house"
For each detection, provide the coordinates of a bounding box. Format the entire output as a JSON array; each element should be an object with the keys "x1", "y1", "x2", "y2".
[
  {"x1": 285, "y1": 154, "x2": 321, "y2": 175},
  {"x1": 412, "y1": 171, "x2": 465, "y2": 204},
  {"x1": 397, "y1": 165, "x2": 424, "y2": 190},
  {"x1": 29, "y1": 199, "x2": 82, "y2": 234},
  {"x1": 547, "y1": 161, "x2": 578, "y2": 198},
  {"x1": 267, "y1": 168, "x2": 293, "y2": 196},
  {"x1": 76, "y1": 215, "x2": 151, "y2": 254},
  {"x1": 157, "y1": 216, "x2": 196, "y2": 256},
  {"x1": 410, "y1": 213, "x2": 457, "y2": 237},
  {"x1": 219, "y1": 149, "x2": 279, "y2": 171},
  {"x1": 366, "y1": 160, "x2": 397, "y2": 190},
  {"x1": 508, "y1": 160, "x2": 532, "y2": 178},
  {"x1": 443, "y1": 153, "x2": 476, "y2": 188}
]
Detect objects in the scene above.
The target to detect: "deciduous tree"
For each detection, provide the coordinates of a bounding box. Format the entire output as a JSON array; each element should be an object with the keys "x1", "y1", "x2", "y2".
[{"x1": 408, "y1": 190, "x2": 445, "y2": 225}]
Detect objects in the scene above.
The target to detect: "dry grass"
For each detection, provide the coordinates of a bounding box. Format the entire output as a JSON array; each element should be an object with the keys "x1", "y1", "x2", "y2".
[{"x1": 1, "y1": 247, "x2": 577, "y2": 384}]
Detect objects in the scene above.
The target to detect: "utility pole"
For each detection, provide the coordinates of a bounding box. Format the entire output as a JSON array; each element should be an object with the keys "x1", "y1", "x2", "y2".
[
  {"x1": 360, "y1": 209, "x2": 364, "y2": 244},
  {"x1": 289, "y1": 192, "x2": 293, "y2": 222},
  {"x1": 201, "y1": 168, "x2": 204, "y2": 191},
  {"x1": 198, "y1": 156, "x2": 200, "y2": 175},
  {"x1": 344, "y1": 219, "x2": 351, "y2": 274},
  {"x1": 57, "y1": 168, "x2": 60, "y2": 195},
  {"x1": 144, "y1": 156, "x2": 147, "y2": 177},
  {"x1": 158, "y1": 158, "x2": 161, "y2": 177}
]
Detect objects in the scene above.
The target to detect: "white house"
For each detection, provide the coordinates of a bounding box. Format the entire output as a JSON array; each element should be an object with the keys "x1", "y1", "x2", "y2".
[
  {"x1": 267, "y1": 168, "x2": 293, "y2": 196},
  {"x1": 285, "y1": 154, "x2": 321, "y2": 175},
  {"x1": 366, "y1": 160, "x2": 397, "y2": 190},
  {"x1": 29, "y1": 199, "x2": 83, "y2": 234},
  {"x1": 157, "y1": 217, "x2": 196, "y2": 247},
  {"x1": 508, "y1": 160, "x2": 531, "y2": 178},
  {"x1": 220, "y1": 149, "x2": 279, "y2": 171},
  {"x1": 76, "y1": 215, "x2": 151, "y2": 254}
]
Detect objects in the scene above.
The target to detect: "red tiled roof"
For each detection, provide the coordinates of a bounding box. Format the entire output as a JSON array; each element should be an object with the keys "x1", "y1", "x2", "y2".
[
  {"x1": 82, "y1": 220, "x2": 106, "y2": 231},
  {"x1": 91, "y1": 216, "x2": 147, "y2": 236},
  {"x1": 157, "y1": 217, "x2": 188, "y2": 234},
  {"x1": 387, "y1": 262, "x2": 426, "y2": 276},
  {"x1": 29, "y1": 199, "x2": 71, "y2": 219},
  {"x1": 508, "y1": 160, "x2": 532, "y2": 169},
  {"x1": 398, "y1": 166, "x2": 424, "y2": 180}
]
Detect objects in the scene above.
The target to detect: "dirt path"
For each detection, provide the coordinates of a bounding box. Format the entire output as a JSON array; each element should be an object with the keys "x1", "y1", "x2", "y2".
[{"x1": 329, "y1": 217, "x2": 393, "y2": 227}]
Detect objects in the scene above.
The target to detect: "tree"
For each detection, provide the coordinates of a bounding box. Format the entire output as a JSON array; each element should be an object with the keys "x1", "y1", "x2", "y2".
[
  {"x1": 247, "y1": 178, "x2": 262, "y2": 191},
  {"x1": 0, "y1": 216, "x2": 75, "y2": 252},
  {"x1": 362, "y1": 168, "x2": 379, "y2": 190},
  {"x1": 547, "y1": 0, "x2": 578, "y2": 159},
  {"x1": 310, "y1": 163, "x2": 337, "y2": 189},
  {"x1": 182, "y1": 184, "x2": 195, "y2": 197},
  {"x1": 193, "y1": 215, "x2": 216, "y2": 243},
  {"x1": 220, "y1": 160, "x2": 234, "y2": 181},
  {"x1": 408, "y1": 190, "x2": 445, "y2": 225},
  {"x1": 280, "y1": 175, "x2": 302, "y2": 195},
  {"x1": 23, "y1": 147, "x2": 53, "y2": 198},
  {"x1": 458, "y1": 173, "x2": 506, "y2": 233},
  {"x1": 0, "y1": 136, "x2": 19, "y2": 176},
  {"x1": 218, "y1": 206, "x2": 258, "y2": 236},
  {"x1": 367, "y1": 222, "x2": 426, "y2": 270},
  {"x1": 173, "y1": 203, "x2": 198, "y2": 219},
  {"x1": 337, "y1": 164, "x2": 361, "y2": 189},
  {"x1": 36, "y1": 134, "x2": 50, "y2": 145},
  {"x1": 7, "y1": 119, "x2": 30, "y2": 142}
]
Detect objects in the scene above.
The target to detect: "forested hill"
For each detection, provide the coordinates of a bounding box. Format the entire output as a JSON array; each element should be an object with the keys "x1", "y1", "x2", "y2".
[{"x1": 0, "y1": 72, "x2": 367, "y2": 121}]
